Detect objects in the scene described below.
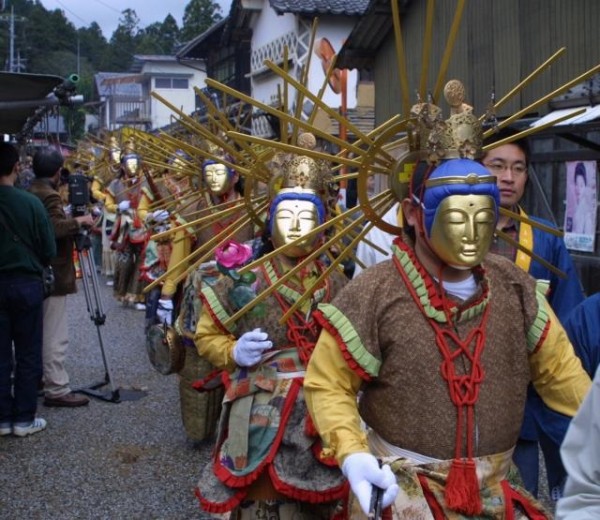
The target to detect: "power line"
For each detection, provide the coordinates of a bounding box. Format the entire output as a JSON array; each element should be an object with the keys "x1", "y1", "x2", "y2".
[
  {"x1": 55, "y1": 0, "x2": 88, "y2": 25},
  {"x1": 89, "y1": 0, "x2": 122, "y2": 14}
]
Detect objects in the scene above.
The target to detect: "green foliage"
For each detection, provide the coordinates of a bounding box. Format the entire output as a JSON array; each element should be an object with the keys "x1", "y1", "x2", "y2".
[
  {"x1": 181, "y1": 0, "x2": 223, "y2": 44},
  {"x1": 136, "y1": 14, "x2": 181, "y2": 55}
]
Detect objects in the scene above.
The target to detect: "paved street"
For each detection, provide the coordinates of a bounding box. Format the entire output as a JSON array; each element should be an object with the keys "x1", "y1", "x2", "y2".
[{"x1": 1, "y1": 273, "x2": 215, "y2": 519}]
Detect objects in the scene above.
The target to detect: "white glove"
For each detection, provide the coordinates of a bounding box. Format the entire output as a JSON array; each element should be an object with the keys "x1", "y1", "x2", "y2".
[
  {"x1": 118, "y1": 200, "x2": 131, "y2": 212},
  {"x1": 342, "y1": 452, "x2": 399, "y2": 515},
  {"x1": 152, "y1": 209, "x2": 169, "y2": 222},
  {"x1": 157, "y1": 298, "x2": 174, "y2": 326},
  {"x1": 232, "y1": 328, "x2": 272, "y2": 367}
]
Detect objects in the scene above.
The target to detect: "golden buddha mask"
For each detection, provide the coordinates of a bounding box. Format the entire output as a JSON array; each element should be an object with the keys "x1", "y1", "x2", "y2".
[
  {"x1": 428, "y1": 194, "x2": 496, "y2": 268},
  {"x1": 204, "y1": 162, "x2": 234, "y2": 196},
  {"x1": 270, "y1": 195, "x2": 322, "y2": 258}
]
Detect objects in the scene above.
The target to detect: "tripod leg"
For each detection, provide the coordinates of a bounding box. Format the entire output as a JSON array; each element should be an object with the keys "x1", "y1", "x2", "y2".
[{"x1": 75, "y1": 238, "x2": 120, "y2": 402}]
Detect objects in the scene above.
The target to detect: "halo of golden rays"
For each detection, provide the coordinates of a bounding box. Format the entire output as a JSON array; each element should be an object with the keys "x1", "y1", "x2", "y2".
[{"x1": 140, "y1": 0, "x2": 600, "y2": 323}]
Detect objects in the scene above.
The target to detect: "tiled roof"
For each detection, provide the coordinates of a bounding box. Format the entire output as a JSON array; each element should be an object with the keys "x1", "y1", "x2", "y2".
[
  {"x1": 176, "y1": 18, "x2": 227, "y2": 59},
  {"x1": 336, "y1": 0, "x2": 412, "y2": 69},
  {"x1": 269, "y1": 0, "x2": 369, "y2": 16}
]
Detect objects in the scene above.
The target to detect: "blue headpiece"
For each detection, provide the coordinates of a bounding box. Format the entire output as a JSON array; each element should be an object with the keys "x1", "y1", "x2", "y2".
[{"x1": 413, "y1": 158, "x2": 500, "y2": 237}]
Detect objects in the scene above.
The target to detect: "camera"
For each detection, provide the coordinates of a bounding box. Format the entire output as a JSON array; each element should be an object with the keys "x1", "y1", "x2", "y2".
[{"x1": 68, "y1": 172, "x2": 91, "y2": 217}]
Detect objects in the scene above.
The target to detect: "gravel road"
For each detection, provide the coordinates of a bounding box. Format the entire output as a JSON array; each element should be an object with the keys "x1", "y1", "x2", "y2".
[
  {"x1": 1, "y1": 273, "x2": 216, "y2": 520},
  {"x1": 1, "y1": 271, "x2": 553, "y2": 519}
]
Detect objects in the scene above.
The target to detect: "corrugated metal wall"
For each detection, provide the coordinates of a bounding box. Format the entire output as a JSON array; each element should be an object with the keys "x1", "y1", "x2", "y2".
[
  {"x1": 372, "y1": 0, "x2": 600, "y2": 295},
  {"x1": 374, "y1": 0, "x2": 600, "y2": 124}
]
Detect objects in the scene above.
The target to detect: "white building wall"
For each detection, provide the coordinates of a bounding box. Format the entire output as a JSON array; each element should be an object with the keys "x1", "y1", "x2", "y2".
[
  {"x1": 250, "y1": 7, "x2": 297, "y2": 107},
  {"x1": 142, "y1": 60, "x2": 206, "y2": 129},
  {"x1": 248, "y1": 3, "x2": 359, "y2": 136}
]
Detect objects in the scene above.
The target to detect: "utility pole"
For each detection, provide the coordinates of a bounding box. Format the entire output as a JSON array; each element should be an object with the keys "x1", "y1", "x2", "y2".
[
  {"x1": 0, "y1": 4, "x2": 27, "y2": 72},
  {"x1": 9, "y1": 5, "x2": 14, "y2": 71}
]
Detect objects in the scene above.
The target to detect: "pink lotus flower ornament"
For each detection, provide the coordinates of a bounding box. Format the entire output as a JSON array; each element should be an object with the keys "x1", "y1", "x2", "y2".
[{"x1": 215, "y1": 240, "x2": 253, "y2": 269}]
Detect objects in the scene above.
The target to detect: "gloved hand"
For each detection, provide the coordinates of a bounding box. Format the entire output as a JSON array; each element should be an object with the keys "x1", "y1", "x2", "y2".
[
  {"x1": 157, "y1": 298, "x2": 174, "y2": 326},
  {"x1": 342, "y1": 452, "x2": 399, "y2": 515},
  {"x1": 118, "y1": 200, "x2": 131, "y2": 212},
  {"x1": 232, "y1": 328, "x2": 272, "y2": 367},
  {"x1": 152, "y1": 209, "x2": 169, "y2": 222}
]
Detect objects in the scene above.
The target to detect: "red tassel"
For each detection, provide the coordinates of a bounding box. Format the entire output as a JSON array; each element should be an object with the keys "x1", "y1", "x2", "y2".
[{"x1": 444, "y1": 459, "x2": 482, "y2": 515}]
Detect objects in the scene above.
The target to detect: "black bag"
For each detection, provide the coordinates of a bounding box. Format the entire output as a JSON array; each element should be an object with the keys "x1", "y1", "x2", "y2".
[
  {"x1": 42, "y1": 265, "x2": 56, "y2": 298},
  {"x1": 0, "y1": 208, "x2": 55, "y2": 298}
]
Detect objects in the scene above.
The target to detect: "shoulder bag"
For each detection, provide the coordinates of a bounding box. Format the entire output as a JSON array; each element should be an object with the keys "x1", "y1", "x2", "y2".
[{"x1": 0, "y1": 208, "x2": 55, "y2": 298}]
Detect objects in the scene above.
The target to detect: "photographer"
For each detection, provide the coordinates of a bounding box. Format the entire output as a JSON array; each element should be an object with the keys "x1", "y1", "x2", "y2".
[{"x1": 29, "y1": 147, "x2": 94, "y2": 408}]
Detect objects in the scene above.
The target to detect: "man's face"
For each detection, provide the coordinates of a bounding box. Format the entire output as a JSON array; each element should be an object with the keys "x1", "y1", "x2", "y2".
[
  {"x1": 204, "y1": 163, "x2": 233, "y2": 195},
  {"x1": 271, "y1": 198, "x2": 321, "y2": 257},
  {"x1": 429, "y1": 194, "x2": 497, "y2": 268},
  {"x1": 483, "y1": 143, "x2": 527, "y2": 208}
]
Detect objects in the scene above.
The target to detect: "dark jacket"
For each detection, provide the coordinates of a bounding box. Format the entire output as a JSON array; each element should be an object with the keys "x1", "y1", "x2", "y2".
[
  {"x1": 0, "y1": 185, "x2": 56, "y2": 277},
  {"x1": 29, "y1": 178, "x2": 80, "y2": 295}
]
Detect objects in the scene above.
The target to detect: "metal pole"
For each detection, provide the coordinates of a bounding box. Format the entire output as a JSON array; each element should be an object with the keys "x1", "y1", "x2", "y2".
[{"x1": 9, "y1": 6, "x2": 14, "y2": 72}]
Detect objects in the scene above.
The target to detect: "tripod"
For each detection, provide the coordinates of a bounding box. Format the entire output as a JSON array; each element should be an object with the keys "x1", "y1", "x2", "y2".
[{"x1": 73, "y1": 230, "x2": 145, "y2": 402}]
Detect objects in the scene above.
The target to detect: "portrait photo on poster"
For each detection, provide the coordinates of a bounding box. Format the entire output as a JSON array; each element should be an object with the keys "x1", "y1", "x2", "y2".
[{"x1": 564, "y1": 160, "x2": 598, "y2": 252}]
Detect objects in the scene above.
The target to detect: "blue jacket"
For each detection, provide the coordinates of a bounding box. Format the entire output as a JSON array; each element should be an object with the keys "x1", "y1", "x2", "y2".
[
  {"x1": 526, "y1": 214, "x2": 584, "y2": 323},
  {"x1": 518, "y1": 213, "x2": 584, "y2": 441}
]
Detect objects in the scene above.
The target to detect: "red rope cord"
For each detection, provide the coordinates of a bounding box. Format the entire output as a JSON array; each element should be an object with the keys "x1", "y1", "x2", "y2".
[{"x1": 393, "y1": 249, "x2": 490, "y2": 460}]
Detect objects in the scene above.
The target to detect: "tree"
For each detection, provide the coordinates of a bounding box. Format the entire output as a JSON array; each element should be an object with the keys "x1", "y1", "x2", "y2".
[
  {"x1": 105, "y1": 8, "x2": 140, "y2": 71},
  {"x1": 136, "y1": 14, "x2": 180, "y2": 55},
  {"x1": 180, "y1": 0, "x2": 223, "y2": 44},
  {"x1": 78, "y1": 23, "x2": 108, "y2": 70}
]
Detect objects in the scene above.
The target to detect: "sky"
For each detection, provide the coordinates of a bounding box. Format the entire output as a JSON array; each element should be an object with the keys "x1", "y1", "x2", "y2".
[{"x1": 38, "y1": 0, "x2": 233, "y2": 39}]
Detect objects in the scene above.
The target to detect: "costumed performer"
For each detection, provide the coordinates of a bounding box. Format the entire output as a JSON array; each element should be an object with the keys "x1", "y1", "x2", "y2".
[
  {"x1": 303, "y1": 86, "x2": 591, "y2": 519},
  {"x1": 105, "y1": 138, "x2": 151, "y2": 309},
  {"x1": 193, "y1": 133, "x2": 349, "y2": 519}
]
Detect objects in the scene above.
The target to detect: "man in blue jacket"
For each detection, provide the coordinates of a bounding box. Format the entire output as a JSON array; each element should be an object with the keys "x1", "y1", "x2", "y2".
[{"x1": 484, "y1": 127, "x2": 585, "y2": 503}]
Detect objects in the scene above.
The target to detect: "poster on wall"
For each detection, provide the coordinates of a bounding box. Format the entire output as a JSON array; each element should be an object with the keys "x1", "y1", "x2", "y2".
[{"x1": 564, "y1": 160, "x2": 597, "y2": 252}]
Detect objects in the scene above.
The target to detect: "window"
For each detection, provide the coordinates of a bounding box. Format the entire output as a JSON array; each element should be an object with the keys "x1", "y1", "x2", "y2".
[
  {"x1": 173, "y1": 78, "x2": 188, "y2": 89},
  {"x1": 155, "y1": 77, "x2": 189, "y2": 89}
]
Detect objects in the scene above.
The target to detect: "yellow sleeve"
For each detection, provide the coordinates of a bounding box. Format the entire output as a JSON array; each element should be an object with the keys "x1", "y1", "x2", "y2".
[
  {"x1": 530, "y1": 302, "x2": 591, "y2": 416},
  {"x1": 304, "y1": 329, "x2": 370, "y2": 466},
  {"x1": 194, "y1": 310, "x2": 237, "y2": 372},
  {"x1": 104, "y1": 190, "x2": 117, "y2": 214},
  {"x1": 91, "y1": 179, "x2": 106, "y2": 202},
  {"x1": 161, "y1": 229, "x2": 191, "y2": 298},
  {"x1": 136, "y1": 191, "x2": 150, "y2": 222}
]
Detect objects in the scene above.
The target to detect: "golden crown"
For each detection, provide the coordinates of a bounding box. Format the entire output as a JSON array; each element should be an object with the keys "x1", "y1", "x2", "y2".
[
  {"x1": 273, "y1": 132, "x2": 332, "y2": 196},
  {"x1": 121, "y1": 138, "x2": 137, "y2": 156},
  {"x1": 407, "y1": 79, "x2": 485, "y2": 165}
]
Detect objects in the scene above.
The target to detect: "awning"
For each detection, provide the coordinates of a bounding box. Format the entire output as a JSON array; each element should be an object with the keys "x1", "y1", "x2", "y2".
[
  {"x1": 530, "y1": 105, "x2": 600, "y2": 128},
  {"x1": 0, "y1": 72, "x2": 65, "y2": 135}
]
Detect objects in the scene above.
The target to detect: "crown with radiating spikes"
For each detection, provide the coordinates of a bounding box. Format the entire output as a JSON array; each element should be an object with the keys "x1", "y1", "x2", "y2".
[
  {"x1": 274, "y1": 132, "x2": 332, "y2": 196},
  {"x1": 407, "y1": 79, "x2": 485, "y2": 165}
]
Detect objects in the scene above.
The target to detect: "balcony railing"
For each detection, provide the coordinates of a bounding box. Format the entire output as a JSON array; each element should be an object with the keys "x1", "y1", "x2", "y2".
[{"x1": 108, "y1": 96, "x2": 151, "y2": 127}]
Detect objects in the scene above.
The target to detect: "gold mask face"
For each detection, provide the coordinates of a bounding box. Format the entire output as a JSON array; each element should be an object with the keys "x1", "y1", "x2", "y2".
[
  {"x1": 271, "y1": 198, "x2": 321, "y2": 258},
  {"x1": 204, "y1": 163, "x2": 233, "y2": 196},
  {"x1": 110, "y1": 148, "x2": 121, "y2": 165},
  {"x1": 124, "y1": 157, "x2": 139, "y2": 176},
  {"x1": 169, "y1": 157, "x2": 187, "y2": 180},
  {"x1": 429, "y1": 194, "x2": 496, "y2": 268}
]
